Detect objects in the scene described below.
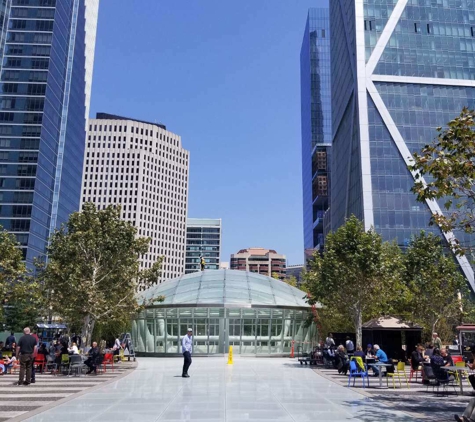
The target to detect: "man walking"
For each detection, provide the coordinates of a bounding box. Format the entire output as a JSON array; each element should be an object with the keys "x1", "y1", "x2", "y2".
[
  {"x1": 182, "y1": 328, "x2": 192, "y2": 378},
  {"x1": 16, "y1": 327, "x2": 37, "y2": 386}
]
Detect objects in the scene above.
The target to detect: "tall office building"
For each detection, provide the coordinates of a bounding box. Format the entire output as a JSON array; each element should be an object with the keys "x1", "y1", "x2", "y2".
[
  {"x1": 83, "y1": 113, "x2": 190, "y2": 284},
  {"x1": 185, "y1": 218, "x2": 221, "y2": 274},
  {"x1": 330, "y1": 0, "x2": 475, "y2": 288},
  {"x1": 0, "y1": 0, "x2": 99, "y2": 264},
  {"x1": 230, "y1": 248, "x2": 286, "y2": 279},
  {"x1": 300, "y1": 5, "x2": 332, "y2": 253}
]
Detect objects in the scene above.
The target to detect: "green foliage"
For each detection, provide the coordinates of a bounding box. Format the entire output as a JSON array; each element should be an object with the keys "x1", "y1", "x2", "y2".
[
  {"x1": 304, "y1": 215, "x2": 405, "y2": 347},
  {"x1": 410, "y1": 108, "x2": 475, "y2": 251},
  {"x1": 283, "y1": 275, "x2": 298, "y2": 287},
  {"x1": 403, "y1": 231, "x2": 467, "y2": 336},
  {"x1": 38, "y1": 203, "x2": 163, "y2": 345}
]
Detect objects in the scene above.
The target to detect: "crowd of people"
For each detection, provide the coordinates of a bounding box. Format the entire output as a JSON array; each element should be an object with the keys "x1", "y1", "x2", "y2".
[{"x1": 1, "y1": 328, "x2": 126, "y2": 385}]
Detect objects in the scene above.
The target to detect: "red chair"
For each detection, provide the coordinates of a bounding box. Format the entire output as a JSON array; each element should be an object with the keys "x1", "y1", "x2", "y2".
[
  {"x1": 34, "y1": 355, "x2": 46, "y2": 373},
  {"x1": 102, "y1": 353, "x2": 114, "y2": 373},
  {"x1": 409, "y1": 359, "x2": 422, "y2": 383},
  {"x1": 452, "y1": 355, "x2": 463, "y2": 365}
]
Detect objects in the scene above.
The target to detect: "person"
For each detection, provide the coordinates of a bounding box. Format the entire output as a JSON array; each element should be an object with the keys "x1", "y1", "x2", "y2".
[
  {"x1": 453, "y1": 336, "x2": 460, "y2": 346},
  {"x1": 369, "y1": 344, "x2": 390, "y2": 376},
  {"x1": 441, "y1": 348, "x2": 454, "y2": 367},
  {"x1": 84, "y1": 342, "x2": 100, "y2": 375},
  {"x1": 38, "y1": 343, "x2": 48, "y2": 357},
  {"x1": 182, "y1": 328, "x2": 192, "y2": 378},
  {"x1": 5, "y1": 332, "x2": 15, "y2": 351},
  {"x1": 200, "y1": 256, "x2": 206, "y2": 271},
  {"x1": 345, "y1": 336, "x2": 355, "y2": 354},
  {"x1": 454, "y1": 397, "x2": 475, "y2": 421},
  {"x1": 353, "y1": 346, "x2": 366, "y2": 362},
  {"x1": 4, "y1": 354, "x2": 16, "y2": 374},
  {"x1": 112, "y1": 336, "x2": 122, "y2": 360},
  {"x1": 334, "y1": 345, "x2": 349, "y2": 375},
  {"x1": 411, "y1": 344, "x2": 425, "y2": 371},
  {"x1": 430, "y1": 348, "x2": 448, "y2": 381},
  {"x1": 366, "y1": 344, "x2": 374, "y2": 358},
  {"x1": 16, "y1": 327, "x2": 37, "y2": 386},
  {"x1": 71, "y1": 334, "x2": 82, "y2": 349},
  {"x1": 433, "y1": 333, "x2": 443, "y2": 350},
  {"x1": 325, "y1": 333, "x2": 335, "y2": 349},
  {"x1": 0, "y1": 344, "x2": 4, "y2": 374},
  {"x1": 67, "y1": 342, "x2": 79, "y2": 355}
]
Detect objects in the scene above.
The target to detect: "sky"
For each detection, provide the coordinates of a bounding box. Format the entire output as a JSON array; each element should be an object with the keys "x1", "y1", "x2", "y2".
[{"x1": 90, "y1": 0, "x2": 320, "y2": 265}]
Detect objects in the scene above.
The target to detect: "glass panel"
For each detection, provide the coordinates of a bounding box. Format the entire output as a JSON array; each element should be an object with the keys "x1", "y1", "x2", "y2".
[{"x1": 166, "y1": 318, "x2": 178, "y2": 354}]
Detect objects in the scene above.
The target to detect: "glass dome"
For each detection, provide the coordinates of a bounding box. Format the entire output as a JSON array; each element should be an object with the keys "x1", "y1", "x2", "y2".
[{"x1": 138, "y1": 269, "x2": 309, "y2": 309}]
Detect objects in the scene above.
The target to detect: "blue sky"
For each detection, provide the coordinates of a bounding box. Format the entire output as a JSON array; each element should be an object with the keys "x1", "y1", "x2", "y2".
[{"x1": 90, "y1": 0, "x2": 319, "y2": 265}]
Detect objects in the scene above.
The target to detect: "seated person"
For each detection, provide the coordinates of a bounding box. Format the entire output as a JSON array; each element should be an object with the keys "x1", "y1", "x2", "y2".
[
  {"x1": 430, "y1": 348, "x2": 448, "y2": 381},
  {"x1": 366, "y1": 344, "x2": 374, "y2": 358},
  {"x1": 68, "y1": 342, "x2": 79, "y2": 355},
  {"x1": 334, "y1": 345, "x2": 349, "y2": 375},
  {"x1": 38, "y1": 343, "x2": 48, "y2": 357},
  {"x1": 4, "y1": 355, "x2": 16, "y2": 374},
  {"x1": 84, "y1": 342, "x2": 100, "y2": 375},
  {"x1": 353, "y1": 345, "x2": 366, "y2": 361},
  {"x1": 411, "y1": 344, "x2": 425, "y2": 370},
  {"x1": 368, "y1": 344, "x2": 390, "y2": 376},
  {"x1": 441, "y1": 348, "x2": 454, "y2": 367}
]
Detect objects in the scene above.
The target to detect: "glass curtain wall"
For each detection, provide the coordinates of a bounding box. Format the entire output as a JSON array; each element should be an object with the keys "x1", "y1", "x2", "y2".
[{"x1": 132, "y1": 307, "x2": 315, "y2": 356}]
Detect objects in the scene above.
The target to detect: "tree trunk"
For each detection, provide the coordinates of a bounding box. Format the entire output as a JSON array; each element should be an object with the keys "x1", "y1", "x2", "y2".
[
  {"x1": 81, "y1": 314, "x2": 95, "y2": 348},
  {"x1": 432, "y1": 318, "x2": 439, "y2": 335},
  {"x1": 354, "y1": 307, "x2": 363, "y2": 348}
]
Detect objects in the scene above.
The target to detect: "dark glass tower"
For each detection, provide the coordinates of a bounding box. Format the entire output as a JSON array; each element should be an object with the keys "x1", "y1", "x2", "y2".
[
  {"x1": 0, "y1": 0, "x2": 98, "y2": 265},
  {"x1": 330, "y1": 0, "x2": 475, "y2": 288},
  {"x1": 300, "y1": 5, "x2": 332, "y2": 253}
]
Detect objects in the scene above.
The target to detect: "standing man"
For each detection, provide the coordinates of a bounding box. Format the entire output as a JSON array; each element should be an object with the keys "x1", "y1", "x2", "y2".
[
  {"x1": 200, "y1": 256, "x2": 206, "y2": 271},
  {"x1": 16, "y1": 327, "x2": 37, "y2": 386},
  {"x1": 5, "y1": 332, "x2": 16, "y2": 351},
  {"x1": 182, "y1": 328, "x2": 193, "y2": 378},
  {"x1": 432, "y1": 332, "x2": 442, "y2": 350}
]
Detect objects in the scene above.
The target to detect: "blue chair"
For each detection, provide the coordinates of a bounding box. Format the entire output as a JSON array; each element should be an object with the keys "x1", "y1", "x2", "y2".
[{"x1": 347, "y1": 360, "x2": 370, "y2": 388}]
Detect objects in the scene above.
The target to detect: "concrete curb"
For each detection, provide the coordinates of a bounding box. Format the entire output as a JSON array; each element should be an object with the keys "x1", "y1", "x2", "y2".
[{"x1": 8, "y1": 361, "x2": 138, "y2": 422}]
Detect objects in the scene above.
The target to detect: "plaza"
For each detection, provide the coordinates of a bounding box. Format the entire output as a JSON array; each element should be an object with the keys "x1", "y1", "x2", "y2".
[{"x1": 19, "y1": 357, "x2": 419, "y2": 422}]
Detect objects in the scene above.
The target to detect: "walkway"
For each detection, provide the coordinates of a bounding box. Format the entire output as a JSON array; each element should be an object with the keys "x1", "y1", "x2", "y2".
[{"x1": 19, "y1": 357, "x2": 415, "y2": 422}]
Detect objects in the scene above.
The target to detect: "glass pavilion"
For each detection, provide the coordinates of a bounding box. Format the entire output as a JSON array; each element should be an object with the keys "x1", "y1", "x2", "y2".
[{"x1": 133, "y1": 270, "x2": 317, "y2": 356}]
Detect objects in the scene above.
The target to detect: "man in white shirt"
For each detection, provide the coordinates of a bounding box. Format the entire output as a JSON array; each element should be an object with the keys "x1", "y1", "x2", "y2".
[{"x1": 182, "y1": 328, "x2": 193, "y2": 378}]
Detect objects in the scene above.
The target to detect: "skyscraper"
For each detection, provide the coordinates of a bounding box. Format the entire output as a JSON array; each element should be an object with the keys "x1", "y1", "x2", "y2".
[
  {"x1": 300, "y1": 5, "x2": 332, "y2": 253},
  {"x1": 0, "y1": 0, "x2": 99, "y2": 264},
  {"x1": 185, "y1": 218, "x2": 221, "y2": 274},
  {"x1": 330, "y1": 0, "x2": 475, "y2": 288},
  {"x1": 230, "y1": 248, "x2": 286, "y2": 279},
  {"x1": 83, "y1": 113, "x2": 190, "y2": 284}
]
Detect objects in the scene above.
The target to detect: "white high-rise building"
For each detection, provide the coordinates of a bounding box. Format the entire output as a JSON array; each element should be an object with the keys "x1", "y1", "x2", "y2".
[{"x1": 82, "y1": 113, "x2": 190, "y2": 285}]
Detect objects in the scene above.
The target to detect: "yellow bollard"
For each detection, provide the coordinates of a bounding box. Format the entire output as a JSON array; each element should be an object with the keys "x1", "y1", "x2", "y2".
[{"x1": 227, "y1": 345, "x2": 233, "y2": 365}]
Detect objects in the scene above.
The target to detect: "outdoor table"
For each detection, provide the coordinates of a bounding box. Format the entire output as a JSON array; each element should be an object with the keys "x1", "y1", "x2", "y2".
[
  {"x1": 372, "y1": 362, "x2": 393, "y2": 389},
  {"x1": 441, "y1": 366, "x2": 468, "y2": 395}
]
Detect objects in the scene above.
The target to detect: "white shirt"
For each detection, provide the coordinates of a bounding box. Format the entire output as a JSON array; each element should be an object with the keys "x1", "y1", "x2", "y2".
[
  {"x1": 113, "y1": 339, "x2": 121, "y2": 350},
  {"x1": 68, "y1": 345, "x2": 79, "y2": 354},
  {"x1": 182, "y1": 335, "x2": 192, "y2": 354}
]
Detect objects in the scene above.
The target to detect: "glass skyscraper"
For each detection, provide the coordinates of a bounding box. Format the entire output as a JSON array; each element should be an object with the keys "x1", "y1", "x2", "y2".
[
  {"x1": 185, "y1": 218, "x2": 221, "y2": 274},
  {"x1": 0, "y1": 0, "x2": 99, "y2": 265},
  {"x1": 330, "y1": 0, "x2": 475, "y2": 288},
  {"x1": 300, "y1": 5, "x2": 332, "y2": 252}
]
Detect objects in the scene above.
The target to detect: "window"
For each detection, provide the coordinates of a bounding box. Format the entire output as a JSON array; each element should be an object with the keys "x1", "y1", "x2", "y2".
[{"x1": 414, "y1": 22, "x2": 421, "y2": 33}]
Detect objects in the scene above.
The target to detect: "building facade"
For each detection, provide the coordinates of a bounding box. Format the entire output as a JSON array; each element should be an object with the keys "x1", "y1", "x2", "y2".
[
  {"x1": 330, "y1": 0, "x2": 475, "y2": 288},
  {"x1": 286, "y1": 264, "x2": 304, "y2": 286},
  {"x1": 230, "y1": 248, "x2": 286, "y2": 279},
  {"x1": 0, "y1": 0, "x2": 99, "y2": 264},
  {"x1": 185, "y1": 218, "x2": 221, "y2": 274},
  {"x1": 82, "y1": 113, "x2": 189, "y2": 284},
  {"x1": 300, "y1": 5, "x2": 332, "y2": 252}
]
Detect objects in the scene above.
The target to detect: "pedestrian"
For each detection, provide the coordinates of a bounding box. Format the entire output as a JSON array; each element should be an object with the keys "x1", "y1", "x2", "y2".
[
  {"x1": 16, "y1": 327, "x2": 37, "y2": 386},
  {"x1": 200, "y1": 256, "x2": 206, "y2": 271},
  {"x1": 325, "y1": 333, "x2": 335, "y2": 349},
  {"x1": 432, "y1": 332, "x2": 442, "y2": 350},
  {"x1": 112, "y1": 336, "x2": 122, "y2": 361},
  {"x1": 182, "y1": 328, "x2": 192, "y2": 378},
  {"x1": 5, "y1": 332, "x2": 16, "y2": 351}
]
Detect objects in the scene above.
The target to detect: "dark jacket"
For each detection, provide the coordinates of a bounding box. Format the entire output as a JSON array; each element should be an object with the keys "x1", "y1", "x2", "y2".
[
  {"x1": 411, "y1": 350, "x2": 423, "y2": 370},
  {"x1": 88, "y1": 346, "x2": 100, "y2": 363}
]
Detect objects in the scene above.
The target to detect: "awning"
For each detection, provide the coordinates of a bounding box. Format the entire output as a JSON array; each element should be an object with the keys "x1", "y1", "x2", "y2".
[{"x1": 36, "y1": 323, "x2": 67, "y2": 329}]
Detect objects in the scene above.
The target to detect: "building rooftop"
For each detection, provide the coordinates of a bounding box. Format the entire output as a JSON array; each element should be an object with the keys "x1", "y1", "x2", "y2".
[
  {"x1": 138, "y1": 269, "x2": 311, "y2": 309},
  {"x1": 95, "y1": 112, "x2": 167, "y2": 130}
]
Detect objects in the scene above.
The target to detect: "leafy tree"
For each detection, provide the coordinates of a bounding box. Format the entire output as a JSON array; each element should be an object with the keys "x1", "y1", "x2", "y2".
[
  {"x1": 305, "y1": 215, "x2": 405, "y2": 347},
  {"x1": 404, "y1": 231, "x2": 467, "y2": 335},
  {"x1": 282, "y1": 274, "x2": 298, "y2": 287},
  {"x1": 39, "y1": 203, "x2": 163, "y2": 346},
  {"x1": 410, "y1": 108, "x2": 475, "y2": 250}
]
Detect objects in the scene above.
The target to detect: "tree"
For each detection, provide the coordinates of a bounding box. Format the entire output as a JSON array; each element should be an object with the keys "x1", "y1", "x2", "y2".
[
  {"x1": 404, "y1": 231, "x2": 467, "y2": 336},
  {"x1": 305, "y1": 215, "x2": 405, "y2": 347},
  {"x1": 39, "y1": 203, "x2": 163, "y2": 346},
  {"x1": 0, "y1": 226, "x2": 27, "y2": 323},
  {"x1": 410, "y1": 108, "x2": 475, "y2": 250}
]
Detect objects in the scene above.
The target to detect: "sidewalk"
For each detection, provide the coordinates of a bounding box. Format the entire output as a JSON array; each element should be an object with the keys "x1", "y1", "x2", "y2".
[{"x1": 1, "y1": 361, "x2": 135, "y2": 422}]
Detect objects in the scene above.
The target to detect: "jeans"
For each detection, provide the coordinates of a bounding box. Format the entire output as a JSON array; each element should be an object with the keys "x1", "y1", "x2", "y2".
[
  {"x1": 19, "y1": 354, "x2": 33, "y2": 384},
  {"x1": 183, "y1": 351, "x2": 192, "y2": 375}
]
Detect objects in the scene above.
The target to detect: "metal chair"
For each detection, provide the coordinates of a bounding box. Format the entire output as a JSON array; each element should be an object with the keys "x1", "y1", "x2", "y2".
[
  {"x1": 347, "y1": 360, "x2": 370, "y2": 388},
  {"x1": 387, "y1": 362, "x2": 409, "y2": 389},
  {"x1": 68, "y1": 355, "x2": 86, "y2": 377}
]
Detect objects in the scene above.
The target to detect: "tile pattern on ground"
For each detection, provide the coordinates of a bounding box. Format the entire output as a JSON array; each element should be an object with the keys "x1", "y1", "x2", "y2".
[
  {"x1": 23, "y1": 357, "x2": 417, "y2": 422},
  {"x1": 0, "y1": 361, "x2": 134, "y2": 421}
]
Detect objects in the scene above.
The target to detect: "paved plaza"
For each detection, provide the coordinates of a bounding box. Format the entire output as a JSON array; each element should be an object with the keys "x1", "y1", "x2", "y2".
[{"x1": 16, "y1": 357, "x2": 428, "y2": 422}]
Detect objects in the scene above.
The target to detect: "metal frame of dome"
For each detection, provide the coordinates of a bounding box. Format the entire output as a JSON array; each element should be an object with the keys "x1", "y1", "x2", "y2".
[{"x1": 138, "y1": 269, "x2": 311, "y2": 310}]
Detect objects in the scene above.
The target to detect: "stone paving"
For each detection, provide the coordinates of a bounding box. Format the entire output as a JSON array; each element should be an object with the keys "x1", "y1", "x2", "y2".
[
  {"x1": 1, "y1": 360, "x2": 135, "y2": 422},
  {"x1": 19, "y1": 357, "x2": 420, "y2": 422}
]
